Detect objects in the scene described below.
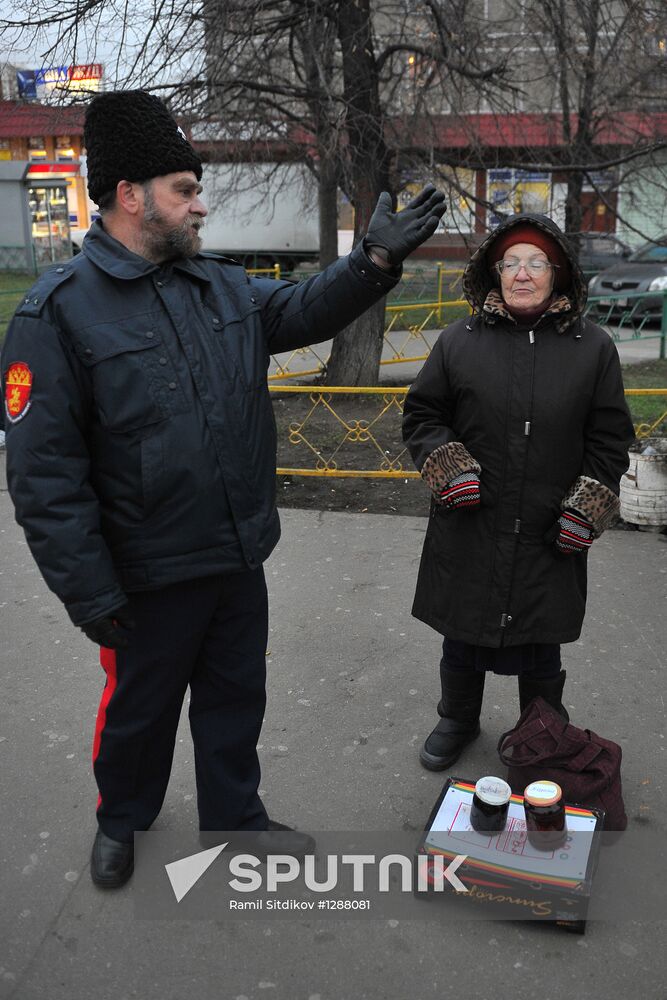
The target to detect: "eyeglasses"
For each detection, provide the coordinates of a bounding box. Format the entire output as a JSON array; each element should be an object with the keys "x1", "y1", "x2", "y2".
[{"x1": 495, "y1": 258, "x2": 559, "y2": 276}]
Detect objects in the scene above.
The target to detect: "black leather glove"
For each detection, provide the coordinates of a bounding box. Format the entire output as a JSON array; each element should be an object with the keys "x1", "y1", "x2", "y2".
[
  {"x1": 80, "y1": 604, "x2": 135, "y2": 649},
  {"x1": 365, "y1": 184, "x2": 447, "y2": 265}
]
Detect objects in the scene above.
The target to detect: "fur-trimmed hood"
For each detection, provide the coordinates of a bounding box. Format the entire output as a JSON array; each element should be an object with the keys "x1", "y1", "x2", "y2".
[{"x1": 462, "y1": 213, "x2": 588, "y2": 332}]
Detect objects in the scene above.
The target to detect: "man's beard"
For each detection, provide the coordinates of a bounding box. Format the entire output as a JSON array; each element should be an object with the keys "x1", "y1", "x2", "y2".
[{"x1": 142, "y1": 192, "x2": 203, "y2": 262}]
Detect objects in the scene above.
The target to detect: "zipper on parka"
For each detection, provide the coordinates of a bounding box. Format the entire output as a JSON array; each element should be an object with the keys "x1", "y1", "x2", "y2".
[{"x1": 498, "y1": 327, "x2": 537, "y2": 635}]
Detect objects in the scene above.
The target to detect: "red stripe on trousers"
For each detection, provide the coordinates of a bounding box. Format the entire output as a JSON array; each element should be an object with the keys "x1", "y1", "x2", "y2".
[{"x1": 93, "y1": 646, "x2": 118, "y2": 810}]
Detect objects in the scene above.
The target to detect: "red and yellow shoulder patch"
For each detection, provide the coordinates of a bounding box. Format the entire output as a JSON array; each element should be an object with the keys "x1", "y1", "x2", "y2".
[{"x1": 4, "y1": 362, "x2": 33, "y2": 424}]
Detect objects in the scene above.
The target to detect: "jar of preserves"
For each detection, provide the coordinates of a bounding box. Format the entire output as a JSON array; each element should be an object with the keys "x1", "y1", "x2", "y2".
[
  {"x1": 470, "y1": 776, "x2": 511, "y2": 833},
  {"x1": 523, "y1": 780, "x2": 567, "y2": 850}
]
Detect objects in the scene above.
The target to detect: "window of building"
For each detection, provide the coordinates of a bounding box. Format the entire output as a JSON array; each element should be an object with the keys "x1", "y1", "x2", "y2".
[
  {"x1": 28, "y1": 136, "x2": 47, "y2": 161},
  {"x1": 488, "y1": 168, "x2": 550, "y2": 227},
  {"x1": 56, "y1": 136, "x2": 75, "y2": 161}
]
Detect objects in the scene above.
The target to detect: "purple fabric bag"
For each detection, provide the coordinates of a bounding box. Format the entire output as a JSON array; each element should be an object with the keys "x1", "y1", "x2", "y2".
[{"x1": 497, "y1": 697, "x2": 628, "y2": 831}]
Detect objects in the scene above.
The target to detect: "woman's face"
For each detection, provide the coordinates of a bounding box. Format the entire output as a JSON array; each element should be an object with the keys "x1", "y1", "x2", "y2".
[{"x1": 498, "y1": 241, "x2": 555, "y2": 314}]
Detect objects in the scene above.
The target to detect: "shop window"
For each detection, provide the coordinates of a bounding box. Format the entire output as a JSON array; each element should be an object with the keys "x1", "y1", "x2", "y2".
[
  {"x1": 488, "y1": 169, "x2": 550, "y2": 228},
  {"x1": 29, "y1": 185, "x2": 71, "y2": 264},
  {"x1": 56, "y1": 135, "x2": 75, "y2": 161},
  {"x1": 28, "y1": 136, "x2": 47, "y2": 162}
]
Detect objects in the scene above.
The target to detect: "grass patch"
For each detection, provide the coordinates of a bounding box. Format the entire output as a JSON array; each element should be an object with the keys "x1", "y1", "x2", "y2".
[
  {"x1": 622, "y1": 359, "x2": 667, "y2": 435},
  {"x1": 0, "y1": 273, "x2": 34, "y2": 345}
]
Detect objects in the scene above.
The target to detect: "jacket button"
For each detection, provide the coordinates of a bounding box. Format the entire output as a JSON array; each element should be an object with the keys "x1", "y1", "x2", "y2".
[
  {"x1": 159, "y1": 357, "x2": 167, "y2": 365},
  {"x1": 250, "y1": 296, "x2": 257, "y2": 304},
  {"x1": 156, "y1": 281, "x2": 164, "y2": 288},
  {"x1": 84, "y1": 348, "x2": 93, "y2": 357},
  {"x1": 146, "y1": 331, "x2": 154, "y2": 339},
  {"x1": 168, "y1": 382, "x2": 177, "y2": 390},
  {"x1": 212, "y1": 317, "x2": 220, "y2": 326},
  {"x1": 56, "y1": 267, "x2": 64, "y2": 273}
]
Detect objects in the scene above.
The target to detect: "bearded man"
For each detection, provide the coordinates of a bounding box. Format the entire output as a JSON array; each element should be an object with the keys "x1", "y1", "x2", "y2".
[{"x1": 1, "y1": 90, "x2": 446, "y2": 888}]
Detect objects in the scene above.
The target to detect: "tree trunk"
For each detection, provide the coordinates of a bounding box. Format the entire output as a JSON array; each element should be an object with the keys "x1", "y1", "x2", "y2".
[
  {"x1": 565, "y1": 169, "x2": 584, "y2": 251},
  {"x1": 318, "y1": 156, "x2": 339, "y2": 268},
  {"x1": 323, "y1": 299, "x2": 386, "y2": 385},
  {"x1": 323, "y1": 0, "x2": 391, "y2": 386}
]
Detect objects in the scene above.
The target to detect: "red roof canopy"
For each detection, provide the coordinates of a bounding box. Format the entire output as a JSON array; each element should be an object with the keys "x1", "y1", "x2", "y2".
[
  {"x1": 388, "y1": 111, "x2": 667, "y2": 149},
  {"x1": 2, "y1": 101, "x2": 666, "y2": 151},
  {"x1": 0, "y1": 101, "x2": 85, "y2": 138}
]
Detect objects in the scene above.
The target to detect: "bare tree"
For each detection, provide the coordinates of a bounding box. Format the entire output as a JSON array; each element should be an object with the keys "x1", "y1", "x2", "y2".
[
  {"x1": 1, "y1": 0, "x2": 507, "y2": 383},
  {"x1": 195, "y1": 0, "x2": 507, "y2": 382},
  {"x1": 5, "y1": 1, "x2": 662, "y2": 381},
  {"x1": 421, "y1": 0, "x2": 667, "y2": 250}
]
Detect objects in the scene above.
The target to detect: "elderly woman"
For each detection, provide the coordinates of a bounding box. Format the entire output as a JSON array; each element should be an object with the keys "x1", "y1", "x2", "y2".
[{"x1": 402, "y1": 214, "x2": 634, "y2": 771}]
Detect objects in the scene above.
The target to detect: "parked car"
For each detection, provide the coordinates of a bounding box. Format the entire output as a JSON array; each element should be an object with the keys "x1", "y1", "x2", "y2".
[
  {"x1": 587, "y1": 236, "x2": 667, "y2": 322},
  {"x1": 567, "y1": 232, "x2": 633, "y2": 276}
]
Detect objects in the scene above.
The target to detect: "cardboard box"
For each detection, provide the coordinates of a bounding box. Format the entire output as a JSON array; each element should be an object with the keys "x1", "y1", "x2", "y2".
[{"x1": 416, "y1": 777, "x2": 605, "y2": 933}]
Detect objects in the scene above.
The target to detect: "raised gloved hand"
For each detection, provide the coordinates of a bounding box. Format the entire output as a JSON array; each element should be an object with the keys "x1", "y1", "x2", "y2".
[
  {"x1": 439, "y1": 471, "x2": 481, "y2": 510},
  {"x1": 80, "y1": 604, "x2": 135, "y2": 648},
  {"x1": 365, "y1": 184, "x2": 447, "y2": 266},
  {"x1": 555, "y1": 509, "x2": 593, "y2": 554}
]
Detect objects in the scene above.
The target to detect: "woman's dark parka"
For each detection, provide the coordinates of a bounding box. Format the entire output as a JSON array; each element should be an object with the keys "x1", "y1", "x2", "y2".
[{"x1": 402, "y1": 214, "x2": 634, "y2": 648}]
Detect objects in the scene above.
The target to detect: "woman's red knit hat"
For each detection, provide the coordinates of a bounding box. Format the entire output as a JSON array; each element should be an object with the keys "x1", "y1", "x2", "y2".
[{"x1": 489, "y1": 224, "x2": 570, "y2": 290}]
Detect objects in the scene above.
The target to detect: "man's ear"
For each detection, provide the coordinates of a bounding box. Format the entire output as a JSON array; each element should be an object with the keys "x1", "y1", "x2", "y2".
[{"x1": 115, "y1": 180, "x2": 143, "y2": 216}]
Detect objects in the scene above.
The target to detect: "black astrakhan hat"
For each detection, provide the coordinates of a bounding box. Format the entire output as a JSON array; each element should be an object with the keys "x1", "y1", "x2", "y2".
[{"x1": 84, "y1": 90, "x2": 202, "y2": 205}]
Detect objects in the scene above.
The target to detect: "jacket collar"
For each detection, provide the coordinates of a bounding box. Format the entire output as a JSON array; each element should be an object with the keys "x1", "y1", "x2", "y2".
[
  {"x1": 482, "y1": 288, "x2": 573, "y2": 332},
  {"x1": 82, "y1": 219, "x2": 211, "y2": 282}
]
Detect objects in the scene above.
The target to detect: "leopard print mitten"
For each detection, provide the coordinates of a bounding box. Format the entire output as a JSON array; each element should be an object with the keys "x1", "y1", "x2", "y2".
[{"x1": 421, "y1": 442, "x2": 482, "y2": 505}]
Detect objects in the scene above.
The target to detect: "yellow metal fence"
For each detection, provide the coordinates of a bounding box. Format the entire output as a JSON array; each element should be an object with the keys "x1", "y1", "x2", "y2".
[
  {"x1": 266, "y1": 266, "x2": 467, "y2": 382},
  {"x1": 271, "y1": 386, "x2": 667, "y2": 479}
]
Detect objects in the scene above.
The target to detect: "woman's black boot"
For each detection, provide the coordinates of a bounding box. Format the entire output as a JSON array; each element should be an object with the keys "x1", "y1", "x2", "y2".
[
  {"x1": 419, "y1": 670, "x2": 485, "y2": 771},
  {"x1": 518, "y1": 669, "x2": 569, "y2": 721}
]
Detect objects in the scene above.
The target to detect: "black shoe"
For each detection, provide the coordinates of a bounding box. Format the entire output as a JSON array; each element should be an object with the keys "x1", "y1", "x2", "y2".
[
  {"x1": 90, "y1": 828, "x2": 134, "y2": 888},
  {"x1": 253, "y1": 821, "x2": 316, "y2": 859},
  {"x1": 518, "y1": 669, "x2": 569, "y2": 721},
  {"x1": 420, "y1": 717, "x2": 481, "y2": 771},
  {"x1": 420, "y1": 669, "x2": 485, "y2": 771},
  {"x1": 199, "y1": 821, "x2": 316, "y2": 859}
]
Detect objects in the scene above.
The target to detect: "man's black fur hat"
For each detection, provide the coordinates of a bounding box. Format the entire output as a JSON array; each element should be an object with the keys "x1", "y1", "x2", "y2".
[{"x1": 84, "y1": 90, "x2": 202, "y2": 205}]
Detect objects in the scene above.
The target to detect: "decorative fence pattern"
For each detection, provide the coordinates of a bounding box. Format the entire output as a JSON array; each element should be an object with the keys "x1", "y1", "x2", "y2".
[
  {"x1": 273, "y1": 387, "x2": 416, "y2": 478},
  {"x1": 271, "y1": 386, "x2": 667, "y2": 479}
]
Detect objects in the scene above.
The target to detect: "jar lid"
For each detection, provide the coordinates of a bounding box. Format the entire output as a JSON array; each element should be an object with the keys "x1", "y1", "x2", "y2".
[
  {"x1": 474, "y1": 776, "x2": 511, "y2": 806},
  {"x1": 524, "y1": 780, "x2": 562, "y2": 807}
]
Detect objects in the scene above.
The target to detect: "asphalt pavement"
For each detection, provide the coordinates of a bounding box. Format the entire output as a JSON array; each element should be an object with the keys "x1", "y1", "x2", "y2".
[{"x1": 1, "y1": 473, "x2": 666, "y2": 1000}]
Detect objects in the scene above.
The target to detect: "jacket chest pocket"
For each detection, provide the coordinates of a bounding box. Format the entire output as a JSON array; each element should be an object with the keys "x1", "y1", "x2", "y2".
[
  {"x1": 73, "y1": 323, "x2": 190, "y2": 432},
  {"x1": 206, "y1": 287, "x2": 267, "y2": 390}
]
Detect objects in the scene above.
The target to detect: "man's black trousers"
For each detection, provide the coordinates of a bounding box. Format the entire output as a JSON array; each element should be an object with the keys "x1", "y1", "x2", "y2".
[{"x1": 93, "y1": 569, "x2": 270, "y2": 842}]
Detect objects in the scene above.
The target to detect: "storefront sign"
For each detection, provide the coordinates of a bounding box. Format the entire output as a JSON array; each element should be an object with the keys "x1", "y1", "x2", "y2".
[{"x1": 17, "y1": 64, "x2": 103, "y2": 100}]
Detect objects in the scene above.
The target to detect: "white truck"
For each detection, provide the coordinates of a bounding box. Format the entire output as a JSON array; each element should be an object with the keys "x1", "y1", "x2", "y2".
[
  {"x1": 200, "y1": 162, "x2": 320, "y2": 270},
  {"x1": 72, "y1": 161, "x2": 320, "y2": 271}
]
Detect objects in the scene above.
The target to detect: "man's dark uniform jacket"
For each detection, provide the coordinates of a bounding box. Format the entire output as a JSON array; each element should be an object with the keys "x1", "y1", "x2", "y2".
[{"x1": 2, "y1": 221, "x2": 398, "y2": 625}]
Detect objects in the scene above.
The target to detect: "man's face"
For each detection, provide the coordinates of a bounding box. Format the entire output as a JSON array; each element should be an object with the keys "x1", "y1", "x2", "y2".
[{"x1": 140, "y1": 172, "x2": 208, "y2": 261}]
